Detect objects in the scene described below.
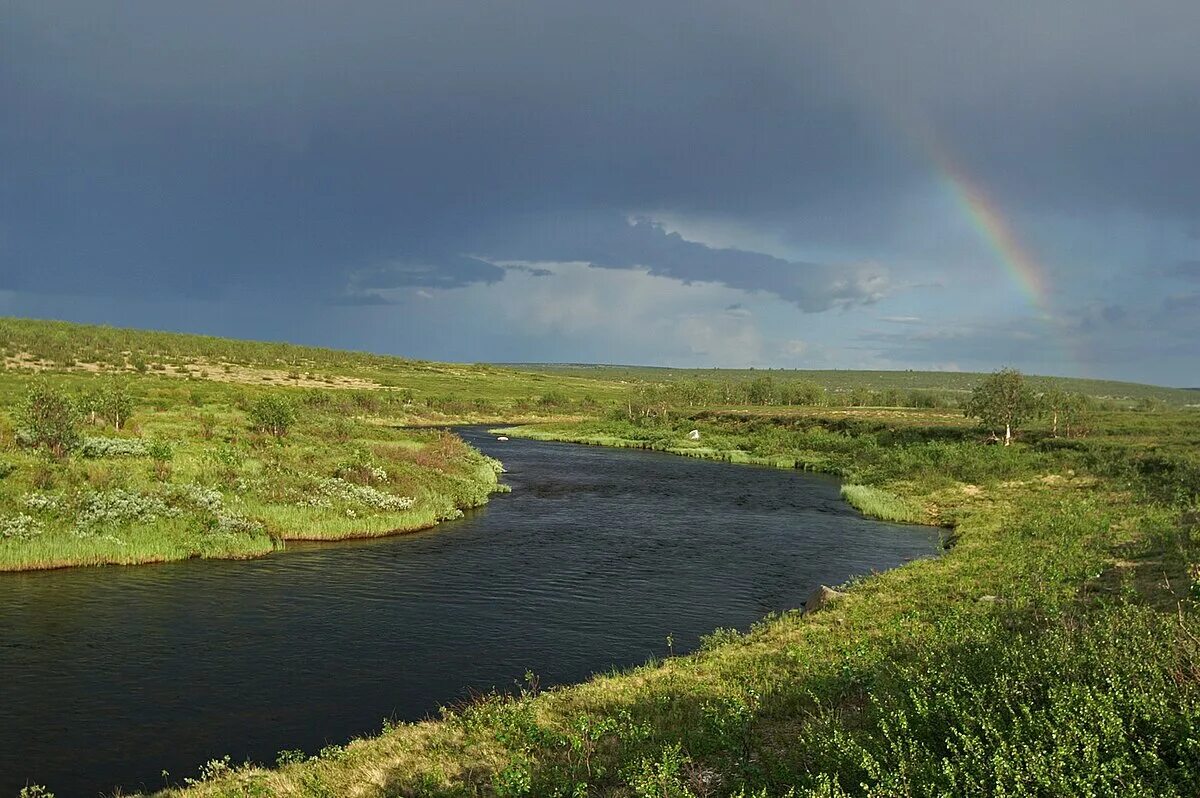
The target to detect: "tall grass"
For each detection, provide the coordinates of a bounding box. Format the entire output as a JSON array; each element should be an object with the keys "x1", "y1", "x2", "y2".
[{"x1": 840, "y1": 484, "x2": 925, "y2": 523}]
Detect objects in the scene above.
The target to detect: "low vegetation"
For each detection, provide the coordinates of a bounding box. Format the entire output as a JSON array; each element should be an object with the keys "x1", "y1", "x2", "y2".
[
  {"x1": 838, "y1": 484, "x2": 925, "y2": 524},
  {"x1": 148, "y1": 400, "x2": 1199, "y2": 796},
  {"x1": 0, "y1": 375, "x2": 504, "y2": 571}
]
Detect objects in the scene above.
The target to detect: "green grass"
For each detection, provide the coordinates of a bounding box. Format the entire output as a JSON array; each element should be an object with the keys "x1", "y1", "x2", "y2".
[
  {"x1": 142, "y1": 406, "x2": 1200, "y2": 798},
  {"x1": 839, "y1": 484, "x2": 926, "y2": 524}
]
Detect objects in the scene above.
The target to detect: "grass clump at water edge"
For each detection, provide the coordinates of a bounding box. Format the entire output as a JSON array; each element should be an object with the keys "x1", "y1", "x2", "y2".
[{"x1": 839, "y1": 484, "x2": 926, "y2": 524}]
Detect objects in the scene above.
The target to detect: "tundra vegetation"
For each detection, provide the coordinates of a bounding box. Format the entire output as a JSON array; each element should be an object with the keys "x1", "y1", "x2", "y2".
[
  {"x1": 149, "y1": 401, "x2": 1200, "y2": 798},
  {"x1": 2, "y1": 318, "x2": 1199, "y2": 797},
  {"x1": 158, "y1": 416, "x2": 1196, "y2": 792},
  {"x1": 0, "y1": 374, "x2": 509, "y2": 571}
]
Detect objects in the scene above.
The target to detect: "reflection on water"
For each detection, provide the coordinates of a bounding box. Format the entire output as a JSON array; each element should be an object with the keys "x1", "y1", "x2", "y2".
[{"x1": 0, "y1": 428, "x2": 940, "y2": 796}]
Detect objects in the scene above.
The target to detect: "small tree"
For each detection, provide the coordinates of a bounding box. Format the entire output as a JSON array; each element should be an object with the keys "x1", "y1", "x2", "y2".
[
  {"x1": 964, "y1": 368, "x2": 1037, "y2": 446},
  {"x1": 1060, "y1": 392, "x2": 1091, "y2": 437},
  {"x1": 1041, "y1": 387, "x2": 1092, "y2": 438},
  {"x1": 248, "y1": 394, "x2": 295, "y2": 437},
  {"x1": 101, "y1": 381, "x2": 135, "y2": 430},
  {"x1": 77, "y1": 386, "x2": 104, "y2": 425},
  {"x1": 17, "y1": 383, "x2": 80, "y2": 457}
]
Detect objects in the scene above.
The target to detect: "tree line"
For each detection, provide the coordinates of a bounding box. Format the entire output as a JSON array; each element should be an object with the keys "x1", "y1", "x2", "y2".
[
  {"x1": 618, "y1": 376, "x2": 958, "y2": 421},
  {"x1": 964, "y1": 368, "x2": 1092, "y2": 444}
]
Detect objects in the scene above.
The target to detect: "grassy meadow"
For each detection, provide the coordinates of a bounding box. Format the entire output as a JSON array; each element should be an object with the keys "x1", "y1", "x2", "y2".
[
  {"x1": 0, "y1": 371, "x2": 510, "y2": 571},
  {"x1": 2, "y1": 317, "x2": 1199, "y2": 796}
]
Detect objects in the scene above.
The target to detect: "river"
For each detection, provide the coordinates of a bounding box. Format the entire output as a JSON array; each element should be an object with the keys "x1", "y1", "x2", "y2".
[{"x1": 0, "y1": 428, "x2": 940, "y2": 795}]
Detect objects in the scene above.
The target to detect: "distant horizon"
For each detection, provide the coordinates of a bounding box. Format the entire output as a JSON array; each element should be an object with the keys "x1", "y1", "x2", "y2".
[{"x1": 4, "y1": 314, "x2": 1196, "y2": 392}]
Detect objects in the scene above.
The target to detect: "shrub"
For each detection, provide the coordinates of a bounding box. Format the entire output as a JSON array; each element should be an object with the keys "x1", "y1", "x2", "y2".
[
  {"x1": 302, "y1": 477, "x2": 416, "y2": 512},
  {"x1": 198, "y1": 412, "x2": 217, "y2": 440},
  {"x1": 171, "y1": 484, "x2": 262, "y2": 535},
  {"x1": 147, "y1": 439, "x2": 173, "y2": 481},
  {"x1": 74, "y1": 489, "x2": 177, "y2": 534},
  {"x1": 0, "y1": 513, "x2": 43, "y2": 541},
  {"x1": 335, "y1": 448, "x2": 389, "y2": 485},
  {"x1": 79, "y1": 436, "x2": 148, "y2": 458},
  {"x1": 17, "y1": 383, "x2": 80, "y2": 457},
  {"x1": 21, "y1": 492, "x2": 59, "y2": 512},
  {"x1": 248, "y1": 394, "x2": 295, "y2": 437}
]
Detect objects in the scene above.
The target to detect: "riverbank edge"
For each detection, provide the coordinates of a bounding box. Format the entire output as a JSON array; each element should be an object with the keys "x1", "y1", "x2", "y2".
[
  {"x1": 137, "y1": 418, "x2": 1158, "y2": 797},
  {"x1": 0, "y1": 450, "x2": 504, "y2": 574},
  {"x1": 124, "y1": 414, "x2": 1196, "y2": 797},
  {"x1": 489, "y1": 424, "x2": 936, "y2": 529}
]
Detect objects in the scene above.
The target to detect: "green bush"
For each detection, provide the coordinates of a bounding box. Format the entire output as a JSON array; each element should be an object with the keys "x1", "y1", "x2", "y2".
[
  {"x1": 16, "y1": 383, "x2": 80, "y2": 457},
  {"x1": 247, "y1": 394, "x2": 295, "y2": 437}
]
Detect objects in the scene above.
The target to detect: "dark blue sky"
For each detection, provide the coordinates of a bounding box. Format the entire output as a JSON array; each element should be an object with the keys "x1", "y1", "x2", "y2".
[{"x1": 3, "y1": 1, "x2": 1198, "y2": 384}]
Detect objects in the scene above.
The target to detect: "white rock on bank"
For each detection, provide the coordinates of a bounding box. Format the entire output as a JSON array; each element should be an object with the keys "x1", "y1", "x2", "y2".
[{"x1": 802, "y1": 585, "x2": 846, "y2": 615}]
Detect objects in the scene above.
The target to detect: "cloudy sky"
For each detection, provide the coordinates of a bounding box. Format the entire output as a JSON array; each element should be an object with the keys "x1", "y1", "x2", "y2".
[{"x1": 3, "y1": 1, "x2": 1198, "y2": 384}]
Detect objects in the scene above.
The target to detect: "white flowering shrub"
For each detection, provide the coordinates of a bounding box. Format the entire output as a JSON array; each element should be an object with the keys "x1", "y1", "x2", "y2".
[
  {"x1": 214, "y1": 510, "x2": 262, "y2": 534},
  {"x1": 21, "y1": 492, "x2": 60, "y2": 512},
  {"x1": 74, "y1": 489, "x2": 178, "y2": 535},
  {"x1": 171, "y1": 484, "x2": 263, "y2": 534},
  {"x1": 302, "y1": 477, "x2": 415, "y2": 512},
  {"x1": 171, "y1": 484, "x2": 225, "y2": 514},
  {"x1": 80, "y1": 437, "x2": 148, "y2": 458},
  {"x1": 333, "y1": 449, "x2": 390, "y2": 485},
  {"x1": 0, "y1": 513, "x2": 43, "y2": 540}
]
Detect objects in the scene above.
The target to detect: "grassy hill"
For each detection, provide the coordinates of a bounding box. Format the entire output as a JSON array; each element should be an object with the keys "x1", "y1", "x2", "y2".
[
  {"x1": 2, "y1": 317, "x2": 1193, "y2": 409},
  {"x1": 0, "y1": 317, "x2": 630, "y2": 419}
]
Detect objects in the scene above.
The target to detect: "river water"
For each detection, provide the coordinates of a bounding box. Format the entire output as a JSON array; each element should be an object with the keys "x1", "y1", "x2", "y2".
[{"x1": 0, "y1": 428, "x2": 940, "y2": 796}]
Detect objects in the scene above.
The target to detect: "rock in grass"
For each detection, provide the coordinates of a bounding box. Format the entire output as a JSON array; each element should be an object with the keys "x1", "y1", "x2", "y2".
[{"x1": 803, "y1": 585, "x2": 846, "y2": 614}]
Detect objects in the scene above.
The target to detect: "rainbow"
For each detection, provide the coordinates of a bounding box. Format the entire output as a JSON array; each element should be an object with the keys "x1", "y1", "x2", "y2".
[
  {"x1": 889, "y1": 111, "x2": 1086, "y2": 373},
  {"x1": 928, "y1": 147, "x2": 1054, "y2": 317}
]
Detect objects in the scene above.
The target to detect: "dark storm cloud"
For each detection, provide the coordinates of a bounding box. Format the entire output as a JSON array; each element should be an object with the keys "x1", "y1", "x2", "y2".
[
  {"x1": 352, "y1": 257, "x2": 506, "y2": 292},
  {"x1": 475, "y1": 217, "x2": 889, "y2": 311},
  {"x1": 856, "y1": 322, "x2": 1043, "y2": 367},
  {"x1": 1, "y1": 0, "x2": 1198, "y2": 376},
  {"x1": 1, "y1": 0, "x2": 897, "y2": 307}
]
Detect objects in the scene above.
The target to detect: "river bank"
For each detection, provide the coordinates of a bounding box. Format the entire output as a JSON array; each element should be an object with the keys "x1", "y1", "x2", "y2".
[
  {"x1": 0, "y1": 382, "x2": 505, "y2": 572},
  {"x1": 152, "y1": 409, "x2": 1200, "y2": 797}
]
